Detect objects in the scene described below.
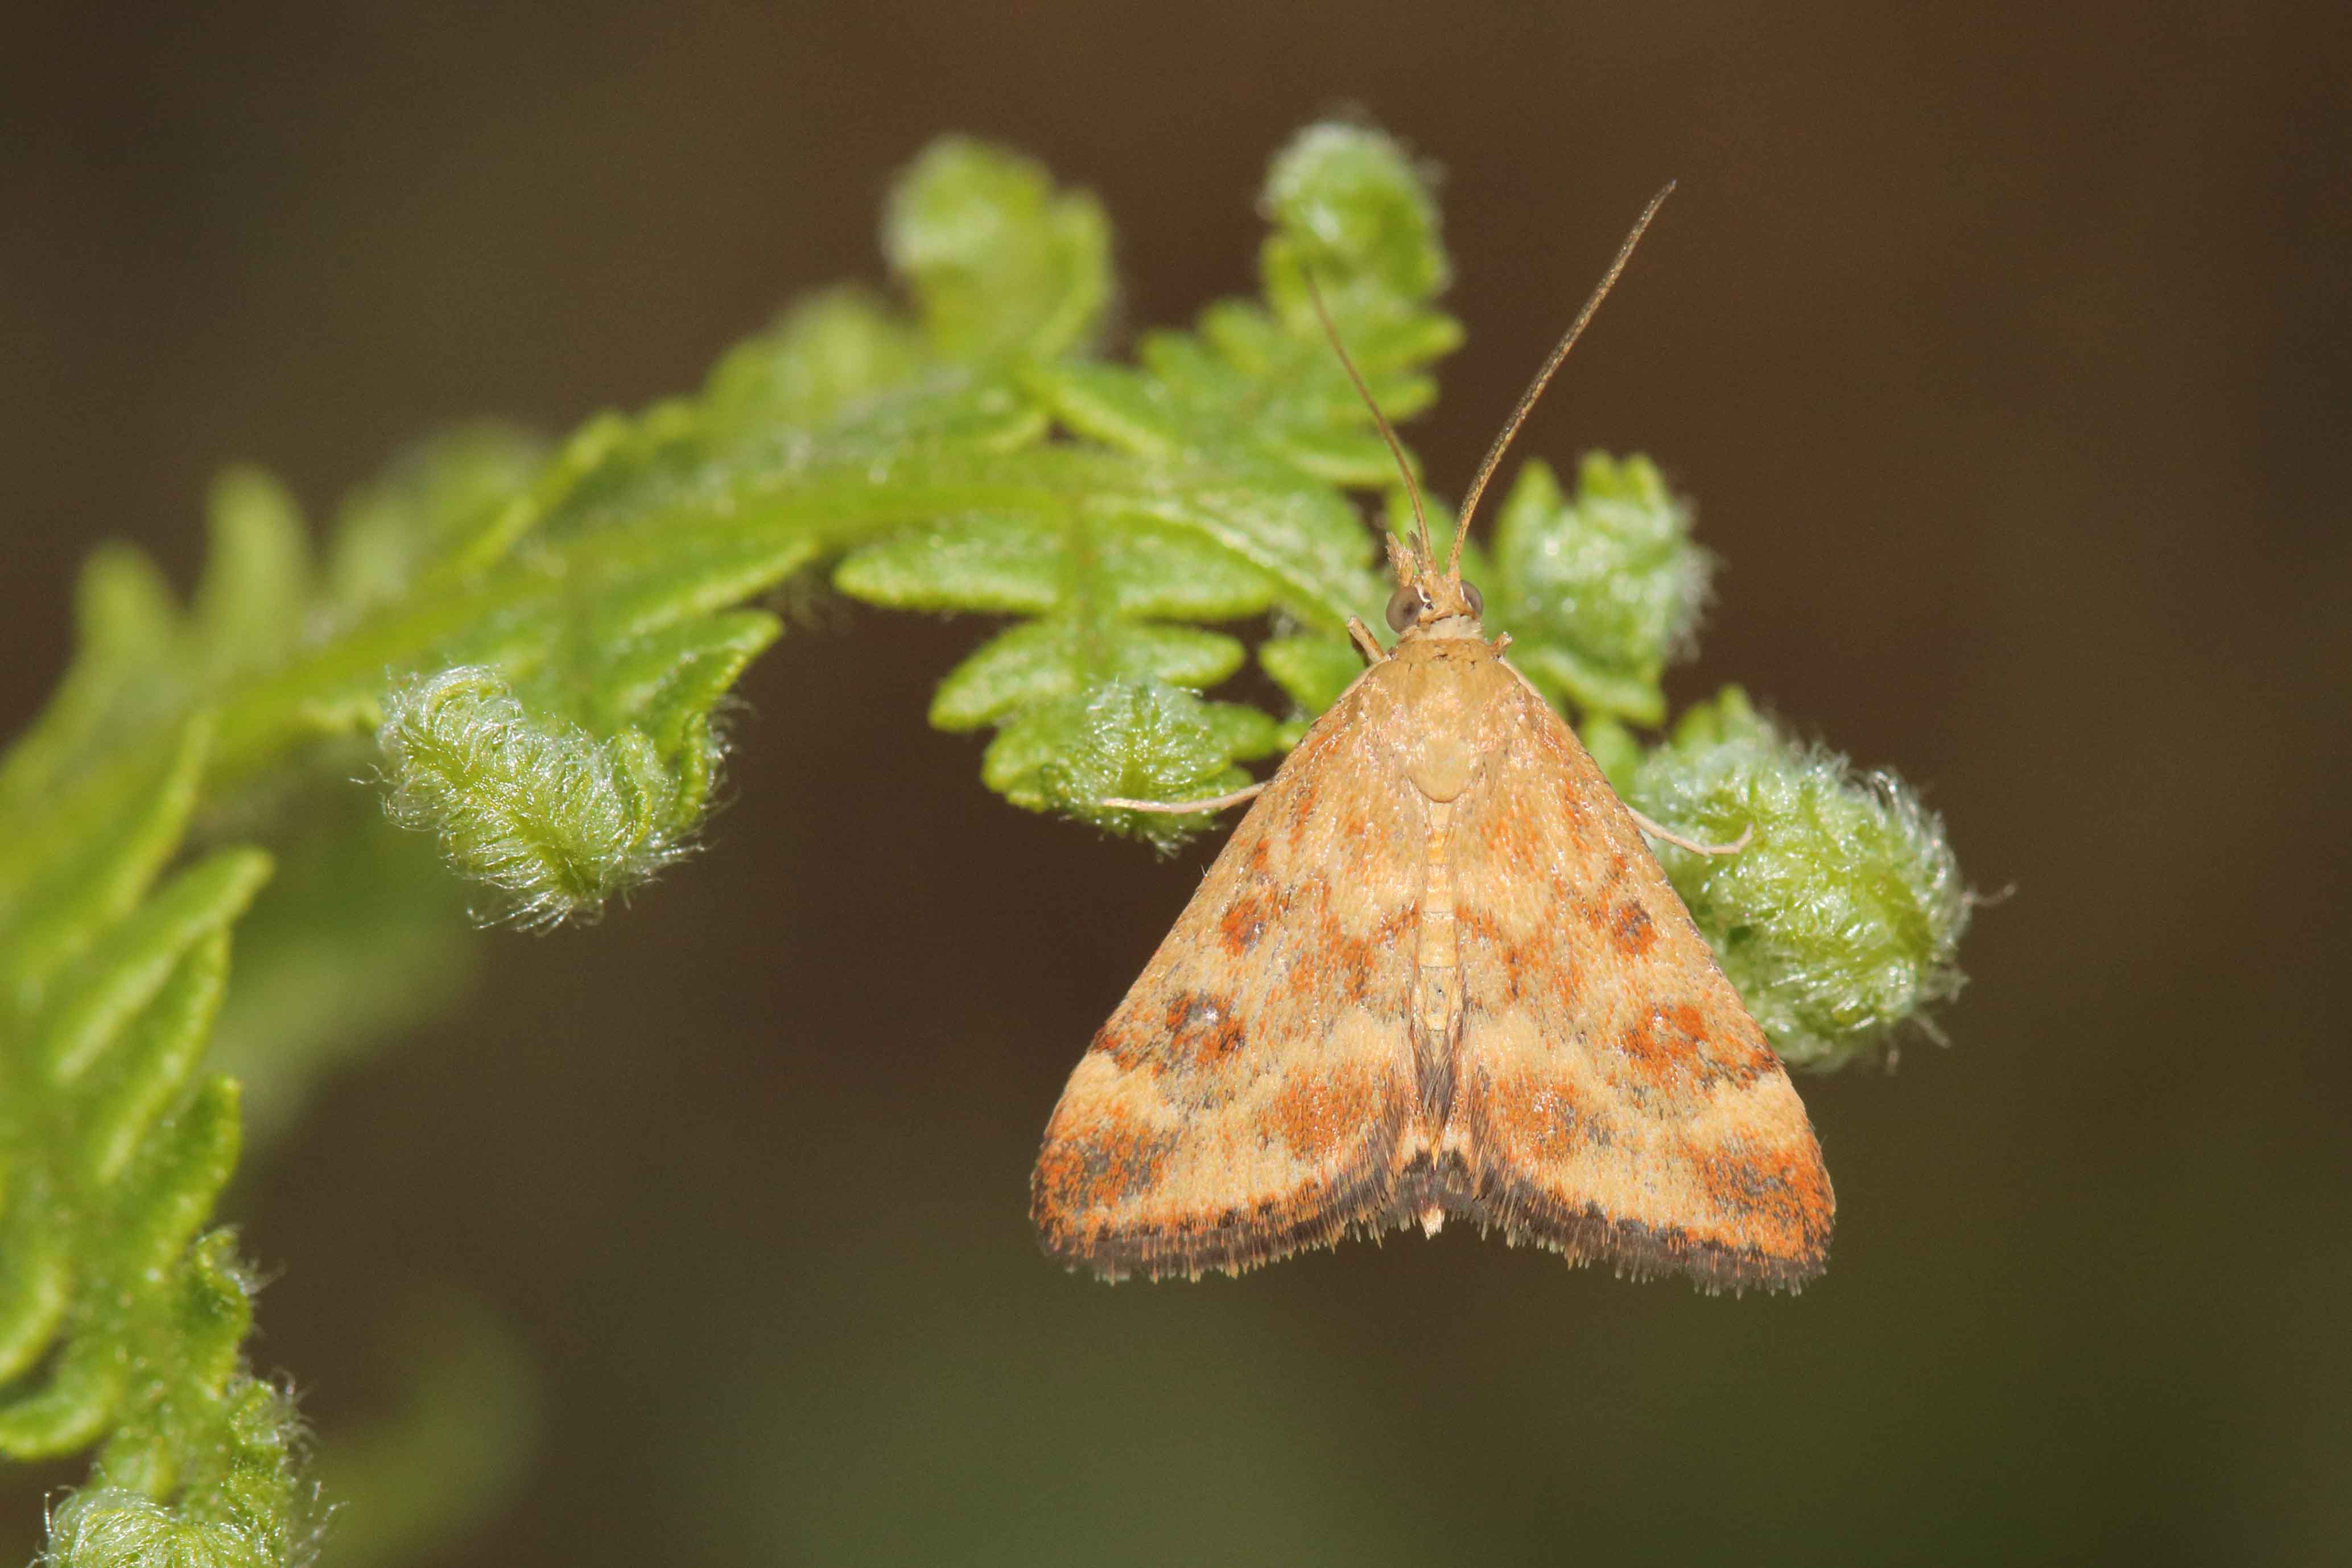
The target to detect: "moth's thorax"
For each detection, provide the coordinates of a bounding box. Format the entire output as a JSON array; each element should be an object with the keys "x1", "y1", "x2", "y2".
[{"x1": 1361, "y1": 628, "x2": 1515, "y2": 803}]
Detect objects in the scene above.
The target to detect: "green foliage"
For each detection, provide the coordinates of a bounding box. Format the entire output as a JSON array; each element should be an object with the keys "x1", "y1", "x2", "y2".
[
  {"x1": 324, "y1": 425, "x2": 547, "y2": 621},
  {"x1": 982, "y1": 682, "x2": 1281, "y2": 855},
  {"x1": 885, "y1": 137, "x2": 1111, "y2": 362},
  {"x1": 832, "y1": 122, "x2": 1458, "y2": 836},
  {"x1": 2, "y1": 275, "x2": 811, "y2": 1555},
  {"x1": 2, "y1": 118, "x2": 1975, "y2": 1563},
  {"x1": 1632, "y1": 689, "x2": 1972, "y2": 1067},
  {"x1": 0, "y1": 717, "x2": 319, "y2": 1567},
  {"x1": 1485, "y1": 453, "x2": 1709, "y2": 725},
  {"x1": 379, "y1": 665, "x2": 714, "y2": 927}
]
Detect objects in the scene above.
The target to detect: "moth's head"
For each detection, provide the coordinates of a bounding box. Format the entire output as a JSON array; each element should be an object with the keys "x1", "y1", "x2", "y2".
[
  {"x1": 1384, "y1": 531, "x2": 1486, "y2": 638},
  {"x1": 1317, "y1": 184, "x2": 1676, "y2": 658}
]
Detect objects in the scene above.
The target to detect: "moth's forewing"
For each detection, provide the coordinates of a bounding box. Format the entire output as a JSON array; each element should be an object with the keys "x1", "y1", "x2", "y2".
[
  {"x1": 1031, "y1": 681, "x2": 1423, "y2": 1280},
  {"x1": 1443, "y1": 665, "x2": 1834, "y2": 1291}
]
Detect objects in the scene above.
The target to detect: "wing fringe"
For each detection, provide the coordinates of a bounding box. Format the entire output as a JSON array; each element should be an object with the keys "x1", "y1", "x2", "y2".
[{"x1": 1036, "y1": 1146, "x2": 1827, "y2": 1292}]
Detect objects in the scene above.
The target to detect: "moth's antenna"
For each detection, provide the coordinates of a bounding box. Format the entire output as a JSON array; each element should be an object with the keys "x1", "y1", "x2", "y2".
[
  {"x1": 1304, "y1": 269, "x2": 1434, "y2": 573},
  {"x1": 1449, "y1": 181, "x2": 1675, "y2": 575}
]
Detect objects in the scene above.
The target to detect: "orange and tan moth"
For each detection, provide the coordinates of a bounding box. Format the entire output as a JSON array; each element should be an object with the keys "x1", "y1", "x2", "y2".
[{"x1": 1031, "y1": 188, "x2": 1833, "y2": 1293}]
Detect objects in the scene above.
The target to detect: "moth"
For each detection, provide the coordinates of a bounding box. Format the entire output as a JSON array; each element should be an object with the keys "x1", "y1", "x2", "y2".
[{"x1": 1031, "y1": 188, "x2": 1833, "y2": 1293}]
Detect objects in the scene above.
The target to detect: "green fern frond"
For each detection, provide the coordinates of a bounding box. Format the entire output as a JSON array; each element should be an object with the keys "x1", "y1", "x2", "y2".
[
  {"x1": 0, "y1": 716, "x2": 316, "y2": 1567},
  {"x1": 885, "y1": 137, "x2": 1111, "y2": 364},
  {"x1": 0, "y1": 257, "x2": 823, "y2": 1562},
  {"x1": 827, "y1": 124, "x2": 1457, "y2": 837},
  {"x1": 378, "y1": 666, "x2": 704, "y2": 927},
  {"x1": 1632, "y1": 688, "x2": 1973, "y2": 1066},
  {"x1": 1484, "y1": 453, "x2": 1710, "y2": 726},
  {"x1": 323, "y1": 424, "x2": 548, "y2": 622},
  {"x1": 981, "y1": 682, "x2": 1283, "y2": 854}
]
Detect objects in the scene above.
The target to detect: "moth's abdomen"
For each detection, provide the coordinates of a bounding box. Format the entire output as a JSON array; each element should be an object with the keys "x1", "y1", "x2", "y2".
[{"x1": 1409, "y1": 795, "x2": 1462, "y2": 1129}]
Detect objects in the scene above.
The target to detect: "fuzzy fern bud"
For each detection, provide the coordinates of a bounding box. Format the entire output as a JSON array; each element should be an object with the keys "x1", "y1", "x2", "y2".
[
  {"x1": 885, "y1": 137, "x2": 1111, "y2": 363},
  {"x1": 1487, "y1": 453, "x2": 1710, "y2": 725},
  {"x1": 1633, "y1": 688, "x2": 1970, "y2": 1067},
  {"x1": 376, "y1": 668, "x2": 692, "y2": 926},
  {"x1": 985, "y1": 681, "x2": 1281, "y2": 852},
  {"x1": 1261, "y1": 122, "x2": 1448, "y2": 325},
  {"x1": 40, "y1": 1462, "x2": 325, "y2": 1568}
]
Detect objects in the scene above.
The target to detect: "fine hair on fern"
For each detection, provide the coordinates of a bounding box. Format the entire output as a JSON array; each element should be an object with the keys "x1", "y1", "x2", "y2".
[{"x1": 376, "y1": 669, "x2": 699, "y2": 927}]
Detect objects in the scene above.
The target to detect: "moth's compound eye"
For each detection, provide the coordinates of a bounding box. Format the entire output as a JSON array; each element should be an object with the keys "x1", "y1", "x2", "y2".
[
  {"x1": 1461, "y1": 579, "x2": 1485, "y2": 618},
  {"x1": 1385, "y1": 582, "x2": 1422, "y2": 633}
]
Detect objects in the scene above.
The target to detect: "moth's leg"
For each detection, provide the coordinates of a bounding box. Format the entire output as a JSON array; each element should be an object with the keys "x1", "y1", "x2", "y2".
[
  {"x1": 1627, "y1": 807, "x2": 1753, "y2": 856},
  {"x1": 1348, "y1": 617, "x2": 1385, "y2": 663},
  {"x1": 1099, "y1": 783, "x2": 1268, "y2": 814}
]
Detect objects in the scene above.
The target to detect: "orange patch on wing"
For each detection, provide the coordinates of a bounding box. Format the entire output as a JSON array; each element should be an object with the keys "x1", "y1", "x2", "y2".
[
  {"x1": 1662, "y1": 1005, "x2": 1777, "y2": 1092},
  {"x1": 1480, "y1": 801, "x2": 1544, "y2": 864},
  {"x1": 1088, "y1": 1023, "x2": 1150, "y2": 1072},
  {"x1": 1218, "y1": 893, "x2": 1271, "y2": 956},
  {"x1": 1480, "y1": 1067, "x2": 1608, "y2": 1157},
  {"x1": 1316, "y1": 914, "x2": 1383, "y2": 1006},
  {"x1": 1269, "y1": 1063, "x2": 1380, "y2": 1162},
  {"x1": 1285, "y1": 779, "x2": 1322, "y2": 854},
  {"x1": 1686, "y1": 1139, "x2": 1835, "y2": 1257},
  {"x1": 1721, "y1": 1030, "x2": 1780, "y2": 1084},
  {"x1": 1611, "y1": 899, "x2": 1657, "y2": 956},
  {"x1": 1034, "y1": 1104, "x2": 1177, "y2": 1220},
  {"x1": 1611, "y1": 1003, "x2": 1713, "y2": 1092},
  {"x1": 1281, "y1": 953, "x2": 1320, "y2": 1001},
  {"x1": 1543, "y1": 954, "x2": 1582, "y2": 1013}
]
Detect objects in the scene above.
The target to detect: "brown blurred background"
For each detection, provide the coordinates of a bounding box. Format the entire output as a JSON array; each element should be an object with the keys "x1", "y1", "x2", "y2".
[{"x1": 5, "y1": 3, "x2": 2347, "y2": 1564}]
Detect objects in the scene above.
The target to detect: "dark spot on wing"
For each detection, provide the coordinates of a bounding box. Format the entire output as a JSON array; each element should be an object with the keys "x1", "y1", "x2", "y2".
[
  {"x1": 1219, "y1": 894, "x2": 1269, "y2": 956},
  {"x1": 1165, "y1": 991, "x2": 1247, "y2": 1065},
  {"x1": 1612, "y1": 899, "x2": 1656, "y2": 956}
]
